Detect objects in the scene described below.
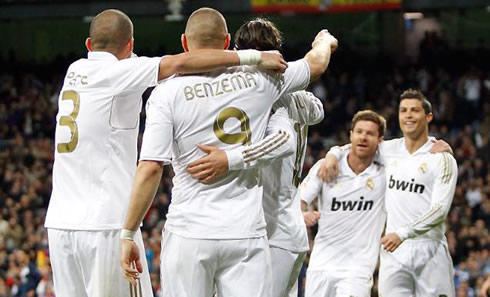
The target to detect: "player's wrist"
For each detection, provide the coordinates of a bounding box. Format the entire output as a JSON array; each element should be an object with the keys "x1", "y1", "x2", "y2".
[
  {"x1": 236, "y1": 50, "x2": 261, "y2": 65},
  {"x1": 120, "y1": 229, "x2": 137, "y2": 241}
]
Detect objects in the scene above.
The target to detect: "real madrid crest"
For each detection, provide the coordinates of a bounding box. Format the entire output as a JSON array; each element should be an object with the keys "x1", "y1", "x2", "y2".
[
  {"x1": 419, "y1": 162, "x2": 428, "y2": 174},
  {"x1": 366, "y1": 177, "x2": 374, "y2": 191}
]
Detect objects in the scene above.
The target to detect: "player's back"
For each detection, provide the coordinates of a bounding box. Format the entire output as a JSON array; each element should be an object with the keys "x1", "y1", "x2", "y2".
[
  {"x1": 141, "y1": 60, "x2": 310, "y2": 239},
  {"x1": 45, "y1": 52, "x2": 160, "y2": 230},
  {"x1": 262, "y1": 91, "x2": 323, "y2": 252},
  {"x1": 379, "y1": 138, "x2": 457, "y2": 242}
]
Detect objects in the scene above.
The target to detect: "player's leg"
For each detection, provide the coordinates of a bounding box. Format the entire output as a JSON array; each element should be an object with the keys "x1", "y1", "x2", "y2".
[
  {"x1": 215, "y1": 236, "x2": 272, "y2": 297},
  {"x1": 160, "y1": 230, "x2": 216, "y2": 297},
  {"x1": 47, "y1": 229, "x2": 88, "y2": 297},
  {"x1": 304, "y1": 270, "x2": 334, "y2": 297},
  {"x1": 76, "y1": 229, "x2": 153, "y2": 297},
  {"x1": 285, "y1": 252, "x2": 306, "y2": 297},
  {"x1": 270, "y1": 246, "x2": 302, "y2": 297},
  {"x1": 378, "y1": 248, "x2": 415, "y2": 297},
  {"x1": 334, "y1": 276, "x2": 373, "y2": 297},
  {"x1": 414, "y1": 242, "x2": 455, "y2": 297}
]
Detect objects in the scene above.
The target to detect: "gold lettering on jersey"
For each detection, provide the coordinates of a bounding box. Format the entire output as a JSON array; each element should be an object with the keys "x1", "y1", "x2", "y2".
[
  {"x1": 184, "y1": 86, "x2": 194, "y2": 100},
  {"x1": 183, "y1": 74, "x2": 257, "y2": 101},
  {"x1": 67, "y1": 72, "x2": 88, "y2": 86},
  {"x1": 366, "y1": 178, "x2": 374, "y2": 191},
  {"x1": 419, "y1": 162, "x2": 428, "y2": 174}
]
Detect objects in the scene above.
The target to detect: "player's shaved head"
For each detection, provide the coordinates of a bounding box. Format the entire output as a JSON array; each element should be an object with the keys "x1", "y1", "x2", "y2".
[
  {"x1": 184, "y1": 8, "x2": 228, "y2": 49},
  {"x1": 89, "y1": 9, "x2": 133, "y2": 53}
]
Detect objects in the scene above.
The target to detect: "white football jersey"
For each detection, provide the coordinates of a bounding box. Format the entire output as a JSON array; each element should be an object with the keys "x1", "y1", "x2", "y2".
[
  {"x1": 378, "y1": 138, "x2": 457, "y2": 242},
  {"x1": 226, "y1": 91, "x2": 324, "y2": 252},
  {"x1": 329, "y1": 138, "x2": 457, "y2": 243},
  {"x1": 45, "y1": 51, "x2": 161, "y2": 230},
  {"x1": 140, "y1": 60, "x2": 310, "y2": 239},
  {"x1": 299, "y1": 157, "x2": 386, "y2": 277},
  {"x1": 263, "y1": 92, "x2": 324, "y2": 252}
]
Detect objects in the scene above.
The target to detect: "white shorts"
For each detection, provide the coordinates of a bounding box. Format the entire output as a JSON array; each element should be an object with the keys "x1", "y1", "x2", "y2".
[
  {"x1": 378, "y1": 240, "x2": 455, "y2": 297},
  {"x1": 47, "y1": 228, "x2": 153, "y2": 297},
  {"x1": 160, "y1": 230, "x2": 272, "y2": 297},
  {"x1": 305, "y1": 270, "x2": 373, "y2": 297},
  {"x1": 270, "y1": 246, "x2": 306, "y2": 297}
]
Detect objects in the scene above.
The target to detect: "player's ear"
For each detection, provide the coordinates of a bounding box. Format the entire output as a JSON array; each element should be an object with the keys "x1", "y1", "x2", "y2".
[
  {"x1": 85, "y1": 38, "x2": 93, "y2": 52},
  {"x1": 426, "y1": 112, "x2": 433, "y2": 123},
  {"x1": 349, "y1": 130, "x2": 353, "y2": 142},
  {"x1": 181, "y1": 34, "x2": 189, "y2": 52},
  {"x1": 224, "y1": 33, "x2": 231, "y2": 50},
  {"x1": 127, "y1": 38, "x2": 134, "y2": 54}
]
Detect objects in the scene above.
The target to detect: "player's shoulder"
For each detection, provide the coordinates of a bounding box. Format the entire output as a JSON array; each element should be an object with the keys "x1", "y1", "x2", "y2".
[{"x1": 379, "y1": 137, "x2": 404, "y2": 153}]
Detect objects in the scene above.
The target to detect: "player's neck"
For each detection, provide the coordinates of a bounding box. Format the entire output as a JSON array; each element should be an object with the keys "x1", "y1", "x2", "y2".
[
  {"x1": 347, "y1": 152, "x2": 374, "y2": 175},
  {"x1": 404, "y1": 133, "x2": 429, "y2": 154}
]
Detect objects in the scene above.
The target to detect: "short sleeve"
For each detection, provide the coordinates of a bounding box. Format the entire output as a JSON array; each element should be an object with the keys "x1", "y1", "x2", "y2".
[
  {"x1": 139, "y1": 84, "x2": 173, "y2": 164},
  {"x1": 109, "y1": 56, "x2": 162, "y2": 94}
]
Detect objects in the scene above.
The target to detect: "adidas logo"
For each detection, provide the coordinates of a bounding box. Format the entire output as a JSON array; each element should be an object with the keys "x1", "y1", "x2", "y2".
[{"x1": 388, "y1": 175, "x2": 425, "y2": 194}]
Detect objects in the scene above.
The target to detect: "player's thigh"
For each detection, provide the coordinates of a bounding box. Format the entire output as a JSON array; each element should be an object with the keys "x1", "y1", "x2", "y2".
[
  {"x1": 270, "y1": 246, "x2": 298, "y2": 297},
  {"x1": 285, "y1": 252, "x2": 306, "y2": 297},
  {"x1": 304, "y1": 270, "x2": 334, "y2": 297},
  {"x1": 160, "y1": 230, "x2": 216, "y2": 297},
  {"x1": 47, "y1": 229, "x2": 88, "y2": 297},
  {"x1": 378, "y1": 249, "x2": 415, "y2": 297},
  {"x1": 335, "y1": 276, "x2": 373, "y2": 297},
  {"x1": 215, "y1": 236, "x2": 272, "y2": 297},
  {"x1": 415, "y1": 243, "x2": 455, "y2": 297},
  {"x1": 77, "y1": 229, "x2": 153, "y2": 297}
]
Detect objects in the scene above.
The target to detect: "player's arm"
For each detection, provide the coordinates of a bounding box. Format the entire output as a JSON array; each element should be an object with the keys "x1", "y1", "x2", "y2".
[
  {"x1": 318, "y1": 144, "x2": 350, "y2": 183},
  {"x1": 303, "y1": 91, "x2": 325, "y2": 125},
  {"x1": 299, "y1": 162, "x2": 323, "y2": 226},
  {"x1": 187, "y1": 107, "x2": 295, "y2": 184},
  {"x1": 304, "y1": 30, "x2": 337, "y2": 82},
  {"x1": 120, "y1": 160, "x2": 163, "y2": 285},
  {"x1": 382, "y1": 153, "x2": 458, "y2": 252},
  {"x1": 120, "y1": 86, "x2": 173, "y2": 284},
  {"x1": 158, "y1": 50, "x2": 287, "y2": 80}
]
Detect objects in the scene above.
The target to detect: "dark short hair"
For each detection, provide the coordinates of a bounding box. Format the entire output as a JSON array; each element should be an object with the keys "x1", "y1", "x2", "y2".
[
  {"x1": 351, "y1": 110, "x2": 386, "y2": 138},
  {"x1": 234, "y1": 18, "x2": 283, "y2": 51},
  {"x1": 399, "y1": 88, "x2": 432, "y2": 114}
]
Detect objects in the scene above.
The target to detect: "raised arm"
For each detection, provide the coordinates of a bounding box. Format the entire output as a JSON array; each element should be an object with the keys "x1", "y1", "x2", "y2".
[
  {"x1": 158, "y1": 50, "x2": 287, "y2": 80},
  {"x1": 304, "y1": 30, "x2": 338, "y2": 82}
]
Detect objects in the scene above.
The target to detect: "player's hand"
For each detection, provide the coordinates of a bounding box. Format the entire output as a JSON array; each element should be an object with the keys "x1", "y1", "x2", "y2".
[
  {"x1": 318, "y1": 155, "x2": 339, "y2": 183},
  {"x1": 120, "y1": 239, "x2": 142, "y2": 286},
  {"x1": 429, "y1": 139, "x2": 453, "y2": 155},
  {"x1": 312, "y1": 29, "x2": 338, "y2": 53},
  {"x1": 303, "y1": 210, "x2": 321, "y2": 227},
  {"x1": 187, "y1": 144, "x2": 229, "y2": 184},
  {"x1": 381, "y1": 233, "x2": 403, "y2": 252},
  {"x1": 258, "y1": 51, "x2": 288, "y2": 74}
]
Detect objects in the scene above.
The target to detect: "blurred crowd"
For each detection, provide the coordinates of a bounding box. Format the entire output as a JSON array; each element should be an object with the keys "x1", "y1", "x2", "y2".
[{"x1": 0, "y1": 34, "x2": 488, "y2": 296}]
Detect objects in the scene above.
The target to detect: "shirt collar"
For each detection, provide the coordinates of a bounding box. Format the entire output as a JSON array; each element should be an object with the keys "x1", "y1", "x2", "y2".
[
  {"x1": 87, "y1": 51, "x2": 118, "y2": 61},
  {"x1": 401, "y1": 137, "x2": 433, "y2": 156},
  {"x1": 340, "y1": 152, "x2": 378, "y2": 178}
]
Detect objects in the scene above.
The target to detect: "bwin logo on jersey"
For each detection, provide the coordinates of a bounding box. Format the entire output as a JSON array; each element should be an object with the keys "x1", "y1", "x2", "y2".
[
  {"x1": 331, "y1": 196, "x2": 374, "y2": 211},
  {"x1": 388, "y1": 175, "x2": 425, "y2": 194},
  {"x1": 419, "y1": 162, "x2": 428, "y2": 174}
]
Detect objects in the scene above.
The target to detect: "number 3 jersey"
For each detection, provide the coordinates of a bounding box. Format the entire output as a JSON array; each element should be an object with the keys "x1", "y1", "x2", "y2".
[
  {"x1": 140, "y1": 60, "x2": 310, "y2": 239},
  {"x1": 45, "y1": 52, "x2": 161, "y2": 230}
]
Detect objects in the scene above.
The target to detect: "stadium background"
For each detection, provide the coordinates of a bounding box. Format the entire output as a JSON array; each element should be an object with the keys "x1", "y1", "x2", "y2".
[{"x1": 0, "y1": 0, "x2": 489, "y2": 296}]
